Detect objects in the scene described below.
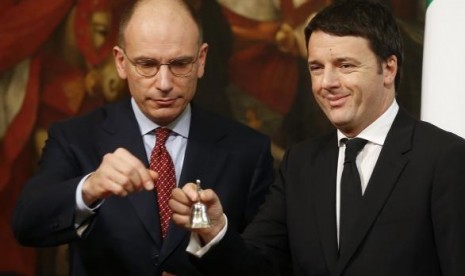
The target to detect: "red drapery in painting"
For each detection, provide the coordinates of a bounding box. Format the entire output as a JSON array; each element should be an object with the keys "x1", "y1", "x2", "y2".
[
  {"x1": 0, "y1": 0, "x2": 73, "y2": 72},
  {"x1": 0, "y1": 1, "x2": 73, "y2": 275}
]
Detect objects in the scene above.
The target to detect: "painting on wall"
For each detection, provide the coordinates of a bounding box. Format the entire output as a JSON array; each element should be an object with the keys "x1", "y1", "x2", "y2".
[{"x1": 0, "y1": 0, "x2": 424, "y2": 275}]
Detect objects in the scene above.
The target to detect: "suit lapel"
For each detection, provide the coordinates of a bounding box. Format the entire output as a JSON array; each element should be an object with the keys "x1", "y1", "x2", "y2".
[
  {"x1": 97, "y1": 99, "x2": 163, "y2": 247},
  {"x1": 333, "y1": 109, "x2": 414, "y2": 275},
  {"x1": 178, "y1": 105, "x2": 230, "y2": 191},
  {"x1": 160, "y1": 105, "x2": 230, "y2": 262},
  {"x1": 314, "y1": 133, "x2": 339, "y2": 271}
]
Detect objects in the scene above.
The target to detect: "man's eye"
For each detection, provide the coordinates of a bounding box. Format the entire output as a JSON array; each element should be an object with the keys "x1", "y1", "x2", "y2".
[
  {"x1": 171, "y1": 60, "x2": 192, "y2": 68},
  {"x1": 136, "y1": 60, "x2": 158, "y2": 69},
  {"x1": 339, "y1": 63, "x2": 357, "y2": 71},
  {"x1": 308, "y1": 65, "x2": 323, "y2": 74}
]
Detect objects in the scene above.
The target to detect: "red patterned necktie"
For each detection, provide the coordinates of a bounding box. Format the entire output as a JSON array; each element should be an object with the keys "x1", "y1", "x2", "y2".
[{"x1": 150, "y1": 127, "x2": 176, "y2": 239}]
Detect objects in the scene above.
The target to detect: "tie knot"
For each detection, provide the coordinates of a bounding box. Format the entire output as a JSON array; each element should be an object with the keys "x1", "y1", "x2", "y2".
[
  {"x1": 342, "y1": 138, "x2": 368, "y2": 163},
  {"x1": 155, "y1": 127, "x2": 171, "y2": 145}
]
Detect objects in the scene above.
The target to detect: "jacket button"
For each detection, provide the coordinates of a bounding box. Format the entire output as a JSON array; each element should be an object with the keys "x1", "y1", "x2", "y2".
[
  {"x1": 50, "y1": 222, "x2": 60, "y2": 230},
  {"x1": 152, "y1": 254, "x2": 159, "y2": 266}
]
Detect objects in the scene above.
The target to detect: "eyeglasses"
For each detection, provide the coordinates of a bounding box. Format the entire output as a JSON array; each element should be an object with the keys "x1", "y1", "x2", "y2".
[{"x1": 121, "y1": 49, "x2": 199, "y2": 78}]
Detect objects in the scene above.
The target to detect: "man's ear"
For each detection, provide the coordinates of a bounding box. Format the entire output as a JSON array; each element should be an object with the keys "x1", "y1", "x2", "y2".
[
  {"x1": 113, "y1": 46, "x2": 128, "y2": 79},
  {"x1": 383, "y1": 55, "x2": 397, "y2": 87},
  {"x1": 196, "y1": 43, "x2": 208, "y2": 79}
]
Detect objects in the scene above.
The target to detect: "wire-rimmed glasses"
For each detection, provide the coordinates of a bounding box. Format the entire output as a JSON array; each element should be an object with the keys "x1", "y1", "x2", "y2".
[{"x1": 121, "y1": 49, "x2": 199, "y2": 78}]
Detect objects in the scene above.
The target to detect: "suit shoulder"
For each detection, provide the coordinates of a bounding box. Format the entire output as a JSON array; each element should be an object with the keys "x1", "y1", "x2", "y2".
[
  {"x1": 415, "y1": 120, "x2": 465, "y2": 146},
  {"x1": 48, "y1": 100, "x2": 127, "y2": 135},
  {"x1": 407, "y1": 120, "x2": 465, "y2": 162},
  {"x1": 286, "y1": 131, "x2": 336, "y2": 158},
  {"x1": 191, "y1": 106, "x2": 270, "y2": 142}
]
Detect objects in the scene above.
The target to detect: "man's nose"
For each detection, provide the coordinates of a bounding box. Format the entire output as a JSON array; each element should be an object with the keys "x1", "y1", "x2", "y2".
[
  {"x1": 321, "y1": 68, "x2": 340, "y2": 90},
  {"x1": 155, "y1": 64, "x2": 174, "y2": 92}
]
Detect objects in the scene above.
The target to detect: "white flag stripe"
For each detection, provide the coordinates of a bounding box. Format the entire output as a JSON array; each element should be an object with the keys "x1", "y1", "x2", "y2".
[{"x1": 421, "y1": 0, "x2": 465, "y2": 138}]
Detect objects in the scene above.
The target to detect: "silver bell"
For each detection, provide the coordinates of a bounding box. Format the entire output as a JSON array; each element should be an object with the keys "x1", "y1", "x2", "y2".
[{"x1": 189, "y1": 179, "x2": 211, "y2": 228}]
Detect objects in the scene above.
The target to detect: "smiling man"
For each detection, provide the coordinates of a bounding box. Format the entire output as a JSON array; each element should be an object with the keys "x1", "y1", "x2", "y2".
[
  {"x1": 169, "y1": 1, "x2": 465, "y2": 275},
  {"x1": 12, "y1": 0, "x2": 274, "y2": 275}
]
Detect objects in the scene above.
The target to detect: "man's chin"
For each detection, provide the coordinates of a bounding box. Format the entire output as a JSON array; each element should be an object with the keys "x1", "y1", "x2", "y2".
[{"x1": 149, "y1": 109, "x2": 181, "y2": 125}]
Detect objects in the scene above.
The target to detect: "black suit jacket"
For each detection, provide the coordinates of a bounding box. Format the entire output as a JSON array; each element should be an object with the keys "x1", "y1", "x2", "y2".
[
  {"x1": 196, "y1": 108, "x2": 465, "y2": 276},
  {"x1": 12, "y1": 98, "x2": 274, "y2": 276}
]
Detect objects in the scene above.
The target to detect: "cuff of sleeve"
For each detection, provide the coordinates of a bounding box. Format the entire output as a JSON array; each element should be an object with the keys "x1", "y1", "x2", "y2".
[
  {"x1": 76, "y1": 173, "x2": 104, "y2": 213},
  {"x1": 186, "y1": 214, "x2": 228, "y2": 258},
  {"x1": 75, "y1": 173, "x2": 104, "y2": 236}
]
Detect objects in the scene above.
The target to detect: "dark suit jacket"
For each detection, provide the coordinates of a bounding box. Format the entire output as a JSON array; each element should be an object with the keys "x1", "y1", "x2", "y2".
[
  {"x1": 12, "y1": 98, "x2": 274, "y2": 276},
  {"x1": 195, "y1": 108, "x2": 465, "y2": 276}
]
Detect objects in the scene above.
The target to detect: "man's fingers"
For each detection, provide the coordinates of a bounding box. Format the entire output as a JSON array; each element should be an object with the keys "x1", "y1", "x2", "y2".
[
  {"x1": 199, "y1": 189, "x2": 218, "y2": 205},
  {"x1": 181, "y1": 182, "x2": 200, "y2": 202},
  {"x1": 110, "y1": 182, "x2": 129, "y2": 197},
  {"x1": 171, "y1": 213, "x2": 191, "y2": 228},
  {"x1": 113, "y1": 148, "x2": 154, "y2": 191},
  {"x1": 169, "y1": 193, "x2": 192, "y2": 215},
  {"x1": 144, "y1": 170, "x2": 158, "y2": 190},
  {"x1": 171, "y1": 187, "x2": 192, "y2": 205},
  {"x1": 98, "y1": 167, "x2": 137, "y2": 194},
  {"x1": 170, "y1": 188, "x2": 194, "y2": 228}
]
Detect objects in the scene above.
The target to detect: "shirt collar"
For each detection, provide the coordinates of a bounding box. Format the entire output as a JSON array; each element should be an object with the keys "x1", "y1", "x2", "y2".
[
  {"x1": 338, "y1": 100, "x2": 399, "y2": 147},
  {"x1": 131, "y1": 97, "x2": 191, "y2": 138}
]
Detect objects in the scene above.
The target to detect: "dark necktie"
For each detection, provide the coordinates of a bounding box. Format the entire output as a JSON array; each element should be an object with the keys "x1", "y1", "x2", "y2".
[
  {"x1": 339, "y1": 137, "x2": 368, "y2": 256},
  {"x1": 150, "y1": 127, "x2": 176, "y2": 239}
]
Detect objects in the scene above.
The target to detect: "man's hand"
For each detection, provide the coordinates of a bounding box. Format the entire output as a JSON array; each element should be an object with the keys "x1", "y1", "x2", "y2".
[
  {"x1": 82, "y1": 148, "x2": 158, "y2": 206},
  {"x1": 169, "y1": 182, "x2": 226, "y2": 244}
]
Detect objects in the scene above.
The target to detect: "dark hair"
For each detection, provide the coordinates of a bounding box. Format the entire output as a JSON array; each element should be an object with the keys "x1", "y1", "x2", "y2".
[
  {"x1": 117, "y1": 0, "x2": 204, "y2": 48},
  {"x1": 305, "y1": 0, "x2": 403, "y2": 88}
]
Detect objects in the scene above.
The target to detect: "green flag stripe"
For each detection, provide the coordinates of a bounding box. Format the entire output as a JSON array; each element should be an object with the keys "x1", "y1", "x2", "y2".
[{"x1": 426, "y1": 0, "x2": 433, "y2": 8}]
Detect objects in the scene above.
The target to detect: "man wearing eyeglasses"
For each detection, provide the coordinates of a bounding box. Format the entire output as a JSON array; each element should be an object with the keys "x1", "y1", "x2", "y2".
[{"x1": 11, "y1": 0, "x2": 274, "y2": 275}]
